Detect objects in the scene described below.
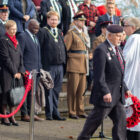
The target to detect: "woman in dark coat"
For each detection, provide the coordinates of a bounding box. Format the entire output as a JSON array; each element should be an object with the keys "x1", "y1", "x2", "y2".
[{"x1": 0, "y1": 20, "x2": 24, "y2": 126}]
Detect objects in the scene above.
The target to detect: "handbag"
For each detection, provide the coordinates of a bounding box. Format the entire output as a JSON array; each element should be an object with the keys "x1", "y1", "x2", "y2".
[{"x1": 9, "y1": 77, "x2": 25, "y2": 106}]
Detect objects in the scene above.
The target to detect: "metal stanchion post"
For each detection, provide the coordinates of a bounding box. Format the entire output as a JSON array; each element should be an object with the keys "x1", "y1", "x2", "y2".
[{"x1": 29, "y1": 70, "x2": 37, "y2": 140}]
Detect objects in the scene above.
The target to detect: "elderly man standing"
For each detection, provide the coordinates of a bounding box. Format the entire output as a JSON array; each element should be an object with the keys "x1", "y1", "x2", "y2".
[
  {"x1": 38, "y1": 11, "x2": 66, "y2": 121},
  {"x1": 64, "y1": 12, "x2": 88, "y2": 119},
  {"x1": 77, "y1": 24, "x2": 131, "y2": 140}
]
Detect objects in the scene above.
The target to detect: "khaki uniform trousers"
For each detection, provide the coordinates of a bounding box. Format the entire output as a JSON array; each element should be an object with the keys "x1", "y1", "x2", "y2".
[{"x1": 67, "y1": 73, "x2": 86, "y2": 116}]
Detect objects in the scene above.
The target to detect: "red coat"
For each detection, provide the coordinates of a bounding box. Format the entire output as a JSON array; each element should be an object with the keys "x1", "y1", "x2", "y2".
[{"x1": 97, "y1": 5, "x2": 121, "y2": 16}]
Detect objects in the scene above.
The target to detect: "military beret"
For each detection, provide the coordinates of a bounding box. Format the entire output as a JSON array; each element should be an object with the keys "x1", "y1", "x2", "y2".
[
  {"x1": 73, "y1": 11, "x2": 86, "y2": 21},
  {"x1": 107, "y1": 24, "x2": 123, "y2": 33},
  {"x1": 100, "y1": 21, "x2": 112, "y2": 28}
]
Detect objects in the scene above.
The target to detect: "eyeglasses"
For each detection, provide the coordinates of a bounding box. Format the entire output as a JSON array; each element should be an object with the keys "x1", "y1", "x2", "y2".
[{"x1": 123, "y1": 25, "x2": 132, "y2": 27}]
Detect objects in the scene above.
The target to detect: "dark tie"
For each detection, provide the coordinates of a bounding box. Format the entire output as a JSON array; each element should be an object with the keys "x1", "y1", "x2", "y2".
[
  {"x1": 33, "y1": 35, "x2": 38, "y2": 46},
  {"x1": 53, "y1": 29, "x2": 56, "y2": 36},
  {"x1": 115, "y1": 46, "x2": 124, "y2": 72},
  {"x1": 110, "y1": 16, "x2": 113, "y2": 22}
]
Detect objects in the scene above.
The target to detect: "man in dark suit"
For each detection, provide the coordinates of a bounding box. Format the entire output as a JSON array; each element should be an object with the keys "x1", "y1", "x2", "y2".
[
  {"x1": 17, "y1": 19, "x2": 44, "y2": 121},
  {"x1": 8, "y1": 0, "x2": 36, "y2": 33},
  {"x1": 0, "y1": 2, "x2": 9, "y2": 115},
  {"x1": 40, "y1": 0, "x2": 62, "y2": 28},
  {"x1": 59, "y1": 0, "x2": 71, "y2": 35},
  {"x1": 38, "y1": 11, "x2": 66, "y2": 121},
  {"x1": 77, "y1": 24, "x2": 131, "y2": 140},
  {"x1": 95, "y1": 1, "x2": 120, "y2": 37}
]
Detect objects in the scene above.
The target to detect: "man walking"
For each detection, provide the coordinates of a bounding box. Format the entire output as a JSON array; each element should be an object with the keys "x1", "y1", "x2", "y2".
[{"x1": 77, "y1": 24, "x2": 131, "y2": 140}]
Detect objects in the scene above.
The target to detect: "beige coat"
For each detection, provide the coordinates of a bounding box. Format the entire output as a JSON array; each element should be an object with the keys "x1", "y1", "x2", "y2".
[{"x1": 64, "y1": 28, "x2": 87, "y2": 74}]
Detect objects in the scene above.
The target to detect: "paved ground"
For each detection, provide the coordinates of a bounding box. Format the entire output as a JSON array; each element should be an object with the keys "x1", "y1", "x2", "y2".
[{"x1": 0, "y1": 116, "x2": 112, "y2": 140}]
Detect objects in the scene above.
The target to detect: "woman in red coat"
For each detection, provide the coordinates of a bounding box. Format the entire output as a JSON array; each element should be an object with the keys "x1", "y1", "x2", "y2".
[{"x1": 0, "y1": 20, "x2": 24, "y2": 126}]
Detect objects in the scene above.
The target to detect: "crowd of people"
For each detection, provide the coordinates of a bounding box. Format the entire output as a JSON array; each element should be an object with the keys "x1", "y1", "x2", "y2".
[{"x1": 0, "y1": 0, "x2": 140, "y2": 140}]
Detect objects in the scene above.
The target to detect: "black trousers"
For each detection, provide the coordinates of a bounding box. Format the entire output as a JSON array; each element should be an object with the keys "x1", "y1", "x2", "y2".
[
  {"x1": 21, "y1": 75, "x2": 40, "y2": 116},
  {"x1": 77, "y1": 101, "x2": 126, "y2": 140},
  {"x1": 127, "y1": 130, "x2": 140, "y2": 140}
]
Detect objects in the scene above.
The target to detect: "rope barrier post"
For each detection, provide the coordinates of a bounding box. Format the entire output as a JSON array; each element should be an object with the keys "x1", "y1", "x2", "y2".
[{"x1": 29, "y1": 70, "x2": 37, "y2": 140}]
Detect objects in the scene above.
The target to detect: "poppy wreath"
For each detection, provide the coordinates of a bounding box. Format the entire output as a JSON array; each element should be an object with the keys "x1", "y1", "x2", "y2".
[{"x1": 125, "y1": 94, "x2": 140, "y2": 128}]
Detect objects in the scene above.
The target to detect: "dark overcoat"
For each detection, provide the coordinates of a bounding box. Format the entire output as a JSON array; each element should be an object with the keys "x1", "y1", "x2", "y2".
[
  {"x1": 90, "y1": 40, "x2": 128, "y2": 107},
  {"x1": 0, "y1": 36, "x2": 24, "y2": 93},
  {"x1": 59, "y1": 0, "x2": 71, "y2": 35}
]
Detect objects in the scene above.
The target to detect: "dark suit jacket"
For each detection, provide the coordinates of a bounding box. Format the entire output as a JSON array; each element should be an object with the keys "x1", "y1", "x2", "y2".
[
  {"x1": 95, "y1": 14, "x2": 120, "y2": 37},
  {"x1": 59, "y1": 0, "x2": 71, "y2": 35},
  {"x1": 37, "y1": 25, "x2": 66, "y2": 71},
  {"x1": 17, "y1": 31, "x2": 42, "y2": 72},
  {"x1": 0, "y1": 22, "x2": 6, "y2": 38},
  {"x1": 0, "y1": 36, "x2": 24, "y2": 93},
  {"x1": 90, "y1": 40, "x2": 128, "y2": 107},
  {"x1": 8, "y1": 0, "x2": 36, "y2": 33},
  {"x1": 40, "y1": 0, "x2": 62, "y2": 28}
]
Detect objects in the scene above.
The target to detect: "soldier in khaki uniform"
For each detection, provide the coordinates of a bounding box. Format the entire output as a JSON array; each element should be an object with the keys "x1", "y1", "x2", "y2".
[
  {"x1": 92, "y1": 21, "x2": 112, "y2": 53},
  {"x1": 64, "y1": 12, "x2": 88, "y2": 119}
]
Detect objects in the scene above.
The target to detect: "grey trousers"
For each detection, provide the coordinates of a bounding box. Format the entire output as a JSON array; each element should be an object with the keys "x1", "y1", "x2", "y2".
[{"x1": 77, "y1": 101, "x2": 126, "y2": 140}]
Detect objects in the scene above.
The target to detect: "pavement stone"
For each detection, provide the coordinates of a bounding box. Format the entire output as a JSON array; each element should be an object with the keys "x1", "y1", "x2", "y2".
[{"x1": 0, "y1": 116, "x2": 112, "y2": 140}]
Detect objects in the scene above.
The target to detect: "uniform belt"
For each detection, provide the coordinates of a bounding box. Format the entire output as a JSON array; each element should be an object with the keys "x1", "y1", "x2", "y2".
[{"x1": 68, "y1": 50, "x2": 86, "y2": 54}]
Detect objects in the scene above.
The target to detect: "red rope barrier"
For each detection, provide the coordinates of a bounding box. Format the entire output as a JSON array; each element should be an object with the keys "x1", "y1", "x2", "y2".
[{"x1": 0, "y1": 78, "x2": 32, "y2": 118}]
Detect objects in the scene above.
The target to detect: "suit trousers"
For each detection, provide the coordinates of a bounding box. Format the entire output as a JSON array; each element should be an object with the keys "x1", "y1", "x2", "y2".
[
  {"x1": 67, "y1": 73, "x2": 86, "y2": 116},
  {"x1": 45, "y1": 65, "x2": 63, "y2": 118},
  {"x1": 21, "y1": 75, "x2": 40, "y2": 116},
  {"x1": 77, "y1": 101, "x2": 126, "y2": 140}
]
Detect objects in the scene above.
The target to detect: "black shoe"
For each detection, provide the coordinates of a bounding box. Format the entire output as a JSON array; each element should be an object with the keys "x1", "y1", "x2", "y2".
[
  {"x1": 1, "y1": 119, "x2": 11, "y2": 126},
  {"x1": 69, "y1": 114, "x2": 79, "y2": 119},
  {"x1": 9, "y1": 117, "x2": 19, "y2": 126},
  {"x1": 78, "y1": 114, "x2": 88, "y2": 118},
  {"x1": 46, "y1": 117, "x2": 53, "y2": 120},
  {"x1": 11, "y1": 122, "x2": 19, "y2": 126},
  {"x1": 53, "y1": 116, "x2": 66, "y2": 121}
]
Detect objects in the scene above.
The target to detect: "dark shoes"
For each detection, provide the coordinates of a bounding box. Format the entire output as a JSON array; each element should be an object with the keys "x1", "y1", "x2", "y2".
[
  {"x1": 9, "y1": 117, "x2": 19, "y2": 126},
  {"x1": 1, "y1": 119, "x2": 11, "y2": 126},
  {"x1": 69, "y1": 114, "x2": 88, "y2": 119},
  {"x1": 21, "y1": 115, "x2": 30, "y2": 122},
  {"x1": 69, "y1": 114, "x2": 79, "y2": 119},
  {"x1": 53, "y1": 115, "x2": 66, "y2": 121},
  {"x1": 78, "y1": 114, "x2": 88, "y2": 118},
  {"x1": 46, "y1": 116, "x2": 66, "y2": 121},
  {"x1": 46, "y1": 117, "x2": 53, "y2": 120}
]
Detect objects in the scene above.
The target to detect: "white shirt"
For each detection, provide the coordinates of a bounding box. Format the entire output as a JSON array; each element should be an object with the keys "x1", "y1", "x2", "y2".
[{"x1": 107, "y1": 39, "x2": 116, "y2": 54}]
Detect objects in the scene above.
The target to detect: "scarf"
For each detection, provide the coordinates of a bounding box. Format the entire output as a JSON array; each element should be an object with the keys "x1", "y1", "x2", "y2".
[{"x1": 6, "y1": 32, "x2": 18, "y2": 48}]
